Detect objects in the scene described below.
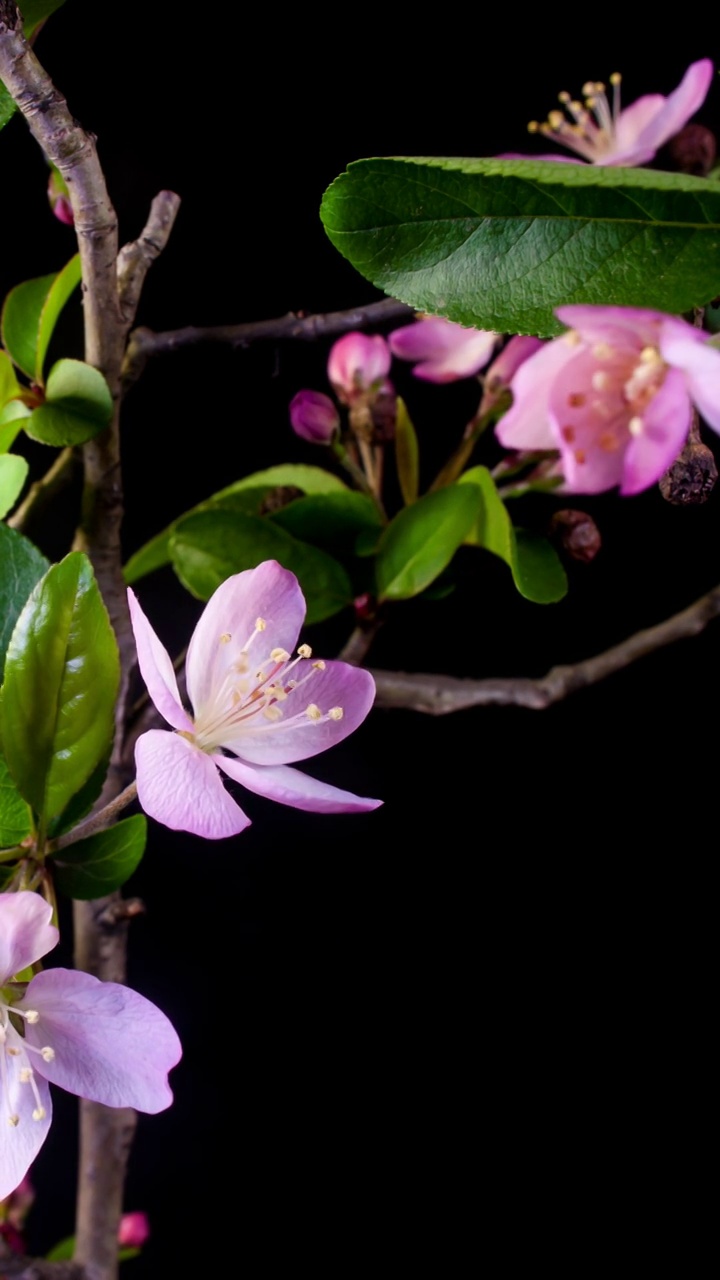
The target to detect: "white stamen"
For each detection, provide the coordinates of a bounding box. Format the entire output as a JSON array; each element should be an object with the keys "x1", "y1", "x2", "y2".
[
  {"x1": 297, "y1": 644, "x2": 312, "y2": 659},
  {"x1": 329, "y1": 707, "x2": 344, "y2": 721},
  {"x1": 628, "y1": 416, "x2": 644, "y2": 436},
  {"x1": 305, "y1": 704, "x2": 322, "y2": 721}
]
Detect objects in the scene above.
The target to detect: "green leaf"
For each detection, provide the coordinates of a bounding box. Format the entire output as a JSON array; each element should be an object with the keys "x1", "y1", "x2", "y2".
[
  {"x1": 270, "y1": 491, "x2": 383, "y2": 551},
  {"x1": 0, "y1": 553, "x2": 120, "y2": 823},
  {"x1": 1, "y1": 257, "x2": 80, "y2": 384},
  {"x1": 321, "y1": 158, "x2": 720, "y2": 337},
  {"x1": 394, "y1": 396, "x2": 419, "y2": 505},
  {"x1": 0, "y1": 402, "x2": 31, "y2": 455},
  {"x1": 26, "y1": 358, "x2": 112, "y2": 446},
  {"x1": 0, "y1": 349, "x2": 21, "y2": 410},
  {"x1": 171, "y1": 509, "x2": 353, "y2": 624},
  {"x1": 0, "y1": 453, "x2": 28, "y2": 519},
  {"x1": 375, "y1": 484, "x2": 480, "y2": 601},
  {"x1": 0, "y1": 752, "x2": 32, "y2": 848},
  {"x1": 123, "y1": 468, "x2": 347, "y2": 586},
  {"x1": 0, "y1": 524, "x2": 49, "y2": 681},
  {"x1": 459, "y1": 467, "x2": 567, "y2": 602},
  {"x1": 52, "y1": 815, "x2": 147, "y2": 900},
  {"x1": 47, "y1": 750, "x2": 111, "y2": 839}
]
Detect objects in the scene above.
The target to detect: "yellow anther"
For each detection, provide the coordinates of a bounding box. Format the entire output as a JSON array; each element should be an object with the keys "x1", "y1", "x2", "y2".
[
  {"x1": 558, "y1": 91, "x2": 570, "y2": 103},
  {"x1": 40, "y1": 1047, "x2": 55, "y2": 1062},
  {"x1": 8, "y1": 1114, "x2": 19, "y2": 1127},
  {"x1": 263, "y1": 705, "x2": 283, "y2": 722},
  {"x1": 610, "y1": 72, "x2": 622, "y2": 86},
  {"x1": 297, "y1": 644, "x2": 313, "y2": 659},
  {"x1": 548, "y1": 110, "x2": 564, "y2": 129},
  {"x1": 270, "y1": 648, "x2": 290, "y2": 662},
  {"x1": 640, "y1": 346, "x2": 660, "y2": 364},
  {"x1": 255, "y1": 618, "x2": 266, "y2": 632},
  {"x1": 628, "y1": 416, "x2": 644, "y2": 436},
  {"x1": 6, "y1": 1047, "x2": 20, "y2": 1057},
  {"x1": 219, "y1": 632, "x2": 231, "y2": 644},
  {"x1": 527, "y1": 120, "x2": 539, "y2": 133},
  {"x1": 266, "y1": 684, "x2": 288, "y2": 701},
  {"x1": 312, "y1": 660, "x2": 326, "y2": 671},
  {"x1": 592, "y1": 370, "x2": 611, "y2": 391},
  {"x1": 19, "y1": 1067, "x2": 33, "y2": 1083},
  {"x1": 592, "y1": 342, "x2": 613, "y2": 360},
  {"x1": 235, "y1": 654, "x2": 249, "y2": 673},
  {"x1": 32, "y1": 1106, "x2": 46, "y2": 1121},
  {"x1": 564, "y1": 330, "x2": 581, "y2": 347},
  {"x1": 305, "y1": 704, "x2": 322, "y2": 721},
  {"x1": 328, "y1": 707, "x2": 344, "y2": 721},
  {"x1": 24, "y1": 1011, "x2": 39, "y2": 1024}
]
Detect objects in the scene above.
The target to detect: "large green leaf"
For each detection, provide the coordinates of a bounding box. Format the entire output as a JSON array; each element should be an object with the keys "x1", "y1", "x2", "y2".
[
  {"x1": 26, "y1": 358, "x2": 112, "y2": 446},
  {"x1": 0, "y1": 553, "x2": 120, "y2": 823},
  {"x1": 270, "y1": 491, "x2": 383, "y2": 551},
  {"x1": 459, "y1": 467, "x2": 567, "y2": 602},
  {"x1": 52, "y1": 815, "x2": 147, "y2": 900},
  {"x1": 171, "y1": 509, "x2": 353, "y2": 624},
  {"x1": 0, "y1": 524, "x2": 49, "y2": 681},
  {"x1": 0, "y1": 752, "x2": 32, "y2": 848},
  {"x1": 0, "y1": 453, "x2": 28, "y2": 519},
  {"x1": 321, "y1": 158, "x2": 720, "y2": 336},
  {"x1": 375, "y1": 484, "x2": 480, "y2": 601},
  {"x1": 123, "y1": 467, "x2": 347, "y2": 586},
  {"x1": 1, "y1": 257, "x2": 81, "y2": 384}
]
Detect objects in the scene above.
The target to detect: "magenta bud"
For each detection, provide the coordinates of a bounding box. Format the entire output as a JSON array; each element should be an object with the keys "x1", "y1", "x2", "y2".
[
  {"x1": 118, "y1": 1212, "x2": 150, "y2": 1249},
  {"x1": 327, "y1": 332, "x2": 391, "y2": 404},
  {"x1": 353, "y1": 593, "x2": 376, "y2": 623},
  {"x1": 48, "y1": 170, "x2": 74, "y2": 226},
  {"x1": 289, "y1": 390, "x2": 340, "y2": 444}
]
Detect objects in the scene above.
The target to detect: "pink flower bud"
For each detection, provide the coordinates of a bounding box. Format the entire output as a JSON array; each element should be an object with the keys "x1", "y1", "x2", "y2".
[
  {"x1": 47, "y1": 170, "x2": 74, "y2": 226},
  {"x1": 289, "y1": 390, "x2": 340, "y2": 444},
  {"x1": 118, "y1": 1212, "x2": 150, "y2": 1249},
  {"x1": 327, "y1": 332, "x2": 391, "y2": 404}
]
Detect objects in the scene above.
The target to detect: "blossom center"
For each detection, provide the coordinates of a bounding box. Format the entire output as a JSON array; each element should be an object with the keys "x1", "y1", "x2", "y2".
[
  {"x1": 191, "y1": 618, "x2": 344, "y2": 753},
  {"x1": 528, "y1": 72, "x2": 623, "y2": 161},
  {"x1": 0, "y1": 991, "x2": 54, "y2": 1128},
  {"x1": 559, "y1": 339, "x2": 668, "y2": 463}
]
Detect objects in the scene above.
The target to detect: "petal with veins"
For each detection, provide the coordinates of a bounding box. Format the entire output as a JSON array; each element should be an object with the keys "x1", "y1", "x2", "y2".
[
  {"x1": 0, "y1": 1027, "x2": 52, "y2": 1201},
  {"x1": 0, "y1": 893, "x2": 58, "y2": 983},
  {"x1": 127, "y1": 589, "x2": 193, "y2": 732},
  {"x1": 135, "y1": 730, "x2": 251, "y2": 838},
  {"x1": 216, "y1": 756, "x2": 382, "y2": 814}
]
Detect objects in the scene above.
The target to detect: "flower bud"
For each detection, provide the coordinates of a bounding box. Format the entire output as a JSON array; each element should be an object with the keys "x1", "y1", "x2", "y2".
[
  {"x1": 327, "y1": 332, "x2": 391, "y2": 404},
  {"x1": 47, "y1": 168, "x2": 74, "y2": 226},
  {"x1": 549, "y1": 509, "x2": 602, "y2": 563},
  {"x1": 118, "y1": 1212, "x2": 150, "y2": 1249},
  {"x1": 289, "y1": 390, "x2": 339, "y2": 444}
]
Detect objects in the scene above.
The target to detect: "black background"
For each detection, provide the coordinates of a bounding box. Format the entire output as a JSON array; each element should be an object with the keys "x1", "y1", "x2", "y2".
[{"x1": 1, "y1": 6, "x2": 716, "y2": 1270}]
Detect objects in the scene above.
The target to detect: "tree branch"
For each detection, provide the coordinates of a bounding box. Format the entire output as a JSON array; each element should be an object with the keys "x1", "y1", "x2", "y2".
[
  {"x1": 370, "y1": 581, "x2": 720, "y2": 713},
  {"x1": 122, "y1": 297, "x2": 413, "y2": 388},
  {"x1": 0, "y1": 1241, "x2": 83, "y2": 1280}
]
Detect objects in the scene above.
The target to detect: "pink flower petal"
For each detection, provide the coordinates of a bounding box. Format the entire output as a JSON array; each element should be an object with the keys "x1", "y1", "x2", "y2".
[
  {"x1": 0, "y1": 891, "x2": 58, "y2": 983},
  {"x1": 621, "y1": 367, "x2": 691, "y2": 494},
  {"x1": 135, "y1": 730, "x2": 251, "y2": 838},
  {"x1": 217, "y1": 661, "x2": 377, "y2": 766},
  {"x1": 186, "y1": 562, "x2": 306, "y2": 717},
  {"x1": 389, "y1": 317, "x2": 497, "y2": 382},
  {"x1": 629, "y1": 59, "x2": 714, "y2": 158},
  {"x1": 659, "y1": 330, "x2": 720, "y2": 433},
  {"x1": 0, "y1": 1025, "x2": 52, "y2": 1201},
  {"x1": 547, "y1": 347, "x2": 628, "y2": 493},
  {"x1": 127, "y1": 590, "x2": 193, "y2": 733},
  {"x1": 23, "y1": 969, "x2": 181, "y2": 1114},
  {"x1": 216, "y1": 756, "x2": 382, "y2": 814},
  {"x1": 495, "y1": 335, "x2": 578, "y2": 452}
]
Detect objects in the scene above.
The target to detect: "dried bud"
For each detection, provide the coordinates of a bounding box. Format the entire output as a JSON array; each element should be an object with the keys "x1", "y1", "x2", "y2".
[
  {"x1": 289, "y1": 390, "x2": 339, "y2": 444},
  {"x1": 549, "y1": 509, "x2": 601, "y2": 563},
  {"x1": 668, "y1": 124, "x2": 716, "y2": 176},
  {"x1": 327, "y1": 332, "x2": 391, "y2": 405},
  {"x1": 118, "y1": 1212, "x2": 150, "y2": 1249},
  {"x1": 353, "y1": 593, "x2": 376, "y2": 623},
  {"x1": 659, "y1": 440, "x2": 718, "y2": 504}
]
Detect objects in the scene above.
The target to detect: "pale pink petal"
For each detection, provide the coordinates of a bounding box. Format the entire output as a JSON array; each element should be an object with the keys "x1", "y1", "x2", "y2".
[
  {"x1": 23, "y1": 969, "x2": 181, "y2": 1114},
  {"x1": 0, "y1": 891, "x2": 58, "y2": 983},
  {"x1": 186, "y1": 561, "x2": 306, "y2": 716},
  {"x1": 495, "y1": 336, "x2": 578, "y2": 452},
  {"x1": 135, "y1": 729, "x2": 251, "y2": 838},
  {"x1": 547, "y1": 347, "x2": 628, "y2": 493},
  {"x1": 0, "y1": 1024, "x2": 52, "y2": 1200},
  {"x1": 216, "y1": 756, "x2": 382, "y2": 814},
  {"x1": 127, "y1": 589, "x2": 193, "y2": 733},
  {"x1": 555, "y1": 304, "x2": 664, "y2": 350},
  {"x1": 621, "y1": 367, "x2": 691, "y2": 494},
  {"x1": 629, "y1": 60, "x2": 714, "y2": 156},
  {"x1": 217, "y1": 662, "x2": 377, "y2": 766},
  {"x1": 389, "y1": 317, "x2": 497, "y2": 382},
  {"x1": 659, "y1": 330, "x2": 720, "y2": 432},
  {"x1": 609, "y1": 94, "x2": 667, "y2": 164}
]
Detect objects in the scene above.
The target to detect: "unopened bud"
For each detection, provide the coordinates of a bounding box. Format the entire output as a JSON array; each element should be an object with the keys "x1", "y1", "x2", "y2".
[
  {"x1": 549, "y1": 509, "x2": 601, "y2": 563},
  {"x1": 47, "y1": 167, "x2": 74, "y2": 226},
  {"x1": 327, "y1": 332, "x2": 391, "y2": 405},
  {"x1": 289, "y1": 390, "x2": 339, "y2": 444},
  {"x1": 668, "y1": 124, "x2": 716, "y2": 177},
  {"x1": 659, "y1": 440, "x2": 718, "y2": 504},
  {"x1": 118, "y1": 1211, "x2": 150, "y2": 1249},
  {"x1": 353, "y1": 593, "x2": 376, "y2": 623}
]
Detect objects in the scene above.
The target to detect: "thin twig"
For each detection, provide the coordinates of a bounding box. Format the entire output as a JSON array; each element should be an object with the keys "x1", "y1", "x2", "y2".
[
  {"x1": 122, "y1": 297, "x2": 413, "y2": 389},
  {"x1": 52, "y1": 783, "x2": 138, "y2": 852},
  {"x1": 7, "y1": 447, "x2": 79, "y2": 534},
  {"x1": 369, "y1": 581, "x2": 720, "y2": 713}
]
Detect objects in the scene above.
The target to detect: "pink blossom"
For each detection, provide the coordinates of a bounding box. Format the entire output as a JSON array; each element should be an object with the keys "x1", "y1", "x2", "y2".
[
  {"x1": 128, "y1": 561, "x2": 381, "y2": 839},
  {"x1": 0, "y1": 892, "x2": 181, "y2": 1202},
  {"x1": 495, "y1": 305, "x2": 720, "y2": 495},
  {"x1": 479, "y1": 335, "x2": 545, "y2": 415},
  {"x1": 327, "y1": 332, "x2": 391, "y2": 404},
  {"x1": 389, "y1": 316, "x2": 498, "y2": 383},
  {"x1": 289, "y1": 390, "x2": 340, "y2": 444},
  {"x1": 519, "y1": 59, "x2": 713, "y2": 166}
]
